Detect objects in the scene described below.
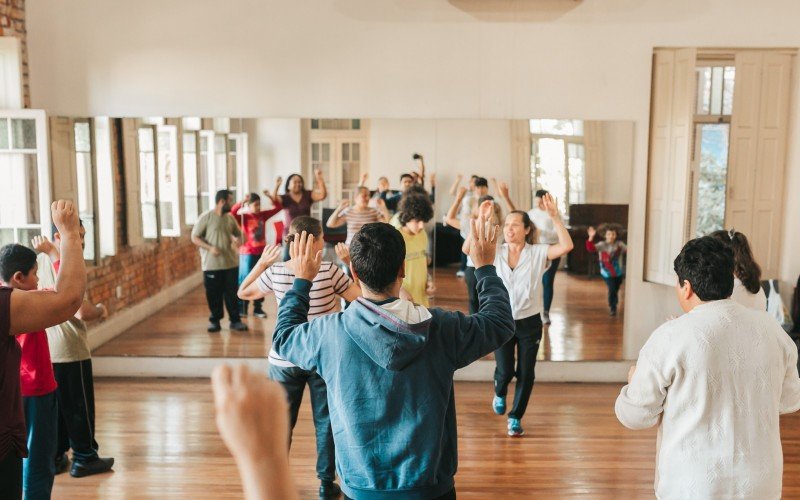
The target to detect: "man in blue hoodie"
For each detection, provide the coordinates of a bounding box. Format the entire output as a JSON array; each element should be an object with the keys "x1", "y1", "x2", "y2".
[{"x1": 273, "y1": 216, "x2": 514, "y2": 500}]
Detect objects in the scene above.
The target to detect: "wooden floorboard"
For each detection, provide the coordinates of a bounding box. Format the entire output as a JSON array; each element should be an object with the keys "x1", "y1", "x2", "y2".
[
  {"x1": 51, "y1": 379, "x2": 800, "y2": 499},
  {"x1": 94, "y1": 268, "x2": 624, "y2": 361}
]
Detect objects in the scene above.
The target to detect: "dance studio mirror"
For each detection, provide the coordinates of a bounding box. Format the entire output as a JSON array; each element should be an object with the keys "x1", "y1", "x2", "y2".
[{"x1": 50, "y1": 117, "x2": 633, "y2": 362}]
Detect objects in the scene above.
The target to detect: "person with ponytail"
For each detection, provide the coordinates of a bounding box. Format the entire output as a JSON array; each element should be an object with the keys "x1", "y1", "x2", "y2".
[
  {"x1": 488, "y1": 194, "x2": 573, "y2": 437},
  {"x1": 709, "y1": 229, "x2": 767, "y2": 311}
]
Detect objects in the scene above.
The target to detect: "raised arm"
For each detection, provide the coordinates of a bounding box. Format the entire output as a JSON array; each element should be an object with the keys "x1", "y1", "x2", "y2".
[
  {"x1": 585, "y1": 226, "x2": 598, "y2": 253},
  {"x1": 375, "y1": 199, "x2": 390, "y2": 222},
  {"x1": 492, "y1": 179, "x2": 517, "y2": 213},
  {"x1": 311, "y1": 169, "x2": 328, "y2": 202},
  {"x1": 449, "y1": 174, "x2": 463, "y2": 197},
  {"x1": 326, "y1": 200, "x2": 349, "y2": 228},
  {"x1": 541, "y1": 193, "x2": 573, "y2": 260},
  {"x1": 272, "y1": 177, "x2": 283, "y2": 203},
  {"x1": 445, "y1": 187, "x2": 468, "y2": 229},
  {"x1": 9, "y1": 201, "x2": 86, "y2": 335}
]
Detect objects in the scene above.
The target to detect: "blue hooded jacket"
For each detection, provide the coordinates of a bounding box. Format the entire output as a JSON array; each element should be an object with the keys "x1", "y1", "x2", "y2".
[{"x1": 273, "y1": 264, "x2": 514, "y2": 499}]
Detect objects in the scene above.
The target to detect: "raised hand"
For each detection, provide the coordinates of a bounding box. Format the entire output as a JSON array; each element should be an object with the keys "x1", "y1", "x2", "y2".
[
  {"x1": 257, "y1": 245, "x2": 283, "y2": 269},
  {"x1": 289, "y1": 231, "x2": 322, "y2": 281},
  {"x1": 542, "y1": 193, "x2": 560, "y2": 219},
  {"x1": 478, "y1": 199, "x2": 494, "y2": 220},
  {"x1": 314, "y1": 169, "x2": 324, "y2": 181},
  {"x1": 360, "y1": 172, "x2": 368, "y2": 186},
  {"x1": 51, "y1": 200, "x2": 80, "y2": 236},
  {"x1": 338, "y1": 199, "x2": 350, "y2": 210},
  {"x1": 498, "y1": 181, "x2": 510, "y2": 199},
  {"x1": 31, "y1": 235, "x2": 57, "y2": 255},
  {"x1": 587, "y1": 226, "x2": 597, "y2": 240},
  {"x1": 376, "y1": 198, "x2": 386, "y2": 208},
  {"x1": 429, "y1": 172, "x2": 436, "y2": 186},
  {"x1": 457, "y1": 186, "x2": 468, "y2": 199},
  {"x1": 468, "y1": 215, "x2": 499, "y2": 268},
  {"x1": 335, "y1": 243, "x2": 351, "y2": 265}
]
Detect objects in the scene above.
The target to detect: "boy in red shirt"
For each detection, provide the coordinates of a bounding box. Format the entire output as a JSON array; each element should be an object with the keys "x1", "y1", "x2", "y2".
[
  {"x1": 0, "y1": 244, "x2": 58, "y2": 499},
  {"x1": 231, "y1": 192, "x2": 282, "y2": 318}
]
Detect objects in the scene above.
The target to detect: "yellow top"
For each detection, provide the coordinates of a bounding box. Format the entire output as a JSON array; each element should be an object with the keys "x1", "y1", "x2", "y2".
[{"x1": 401, "y1": 228, "x2": 429, "y2": 307}]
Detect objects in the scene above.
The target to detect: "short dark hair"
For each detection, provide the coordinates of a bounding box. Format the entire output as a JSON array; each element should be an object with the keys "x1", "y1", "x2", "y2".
[
  {"x1": 0, "y1": 244, "x2": 37, "y2": 282},
  {"x1": 709, "y1": 230, "x2": 762, "y2": 295},
  {"x1": 398, "y1": 191, "x2": 434, "y2": 225},
  {"x1": 285, "y1": 174, "x2": 305, "y2": 193},
  {"x1": 400, "y1": 173, "x2": 414, "y2": 182},
  {"x1": 215, "y1": 189, "x2": 232, "y2": 204},
  {"x1": 673, "y1": 236, "x2": 734, "y2": 301},
  {"x1": 350, "y1": 223, "x2": 405, "y2": 294},
  {"x1": 535, "y1": 189, "x2": 549, "y2": 198},
  {"x1": 474, "y1": 177, "x2": 488, "y2": 188},
  {"x1": 247, "y1": 192, "x2": 261, "y2": 204}
]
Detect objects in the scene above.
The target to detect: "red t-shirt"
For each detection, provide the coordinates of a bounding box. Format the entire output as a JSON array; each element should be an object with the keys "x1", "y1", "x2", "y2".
[
  {"x1": 16, "y1": 330, "x2": 57, "y2": 397},
  {"x1": 231, "y1": 200, "x2": 284, "y2": 255}
]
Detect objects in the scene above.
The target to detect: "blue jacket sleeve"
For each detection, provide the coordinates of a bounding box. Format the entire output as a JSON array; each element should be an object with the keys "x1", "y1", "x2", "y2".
[
  {"x1": 271, "y1": 279, "x2": 321, "y2": 372},
  {"x1": 438, "y1": 265, "x2": 515, "y2": 369}
]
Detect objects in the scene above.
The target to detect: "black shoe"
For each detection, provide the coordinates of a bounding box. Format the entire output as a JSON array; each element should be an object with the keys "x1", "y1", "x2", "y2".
[
  {"x1": 54, "y1": 453, "x2": 69, "y2": 475},
  {"x1": 207, "y1": 322, "x2": 221, "y2": 332},
  {"x1": 230, "y1": 321, "x2": 248, "y2": 331},
  {"x1": 70, "y1": 457, "x2": 114, "y2": 478},
  {"x1": 252, "y1": 307, "x2": 267, "y2": 318},
  {"x1": 319, "y1": 480, "x2": 341, "y2": 498}
]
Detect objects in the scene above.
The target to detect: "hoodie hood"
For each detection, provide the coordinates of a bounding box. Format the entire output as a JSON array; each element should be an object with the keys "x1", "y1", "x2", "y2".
[{"x1": 342, "y1": 298, "x2": 433, "y2": 371}]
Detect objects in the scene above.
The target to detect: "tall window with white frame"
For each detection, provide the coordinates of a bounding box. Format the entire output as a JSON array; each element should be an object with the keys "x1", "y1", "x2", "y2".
[
  {"x1": 183, "y1": 131, "x2": 200, "y2": 224},
  {"x1": 692, "y1": 62, "x2": 735, "y2": 237},
  {"x1": 0, "y1": 118, "x2": 41, "y2": 247},
  {"x1": 73, "y1": 120, "x2": 97, "y2": 261},
  {"x1": 529, "y1": 119, "x2": 585, "y2": 216},
  {"x1": 157, "y1": 125, "x2": 180, "y2": 237},
  {"x1": 138, "y1": 126, "x2": 159, "y2": 239}
]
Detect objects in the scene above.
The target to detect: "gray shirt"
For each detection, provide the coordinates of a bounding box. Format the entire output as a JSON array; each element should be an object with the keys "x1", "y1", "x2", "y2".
[{"x1": 192, "y1": 210, "x2": 241, "y2": 271}]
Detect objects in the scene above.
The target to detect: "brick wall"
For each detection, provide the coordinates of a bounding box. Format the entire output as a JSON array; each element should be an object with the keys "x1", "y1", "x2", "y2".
[{"x1": 0, "y1": 0, "x2": 29, "y2": 107}]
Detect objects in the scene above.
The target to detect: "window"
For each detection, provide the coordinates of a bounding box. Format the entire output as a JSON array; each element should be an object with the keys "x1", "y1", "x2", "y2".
[
  {"x1": 0, "y1": 116, "x2": 44, "y2": 247},
  {"x1": 183, "y1": 132, "x2": 200, "y2": 224},
  {"x1": 310, "y1": 119, "x2": 361, "y2": 130},
  {"x1": 530, "y1": 119, "x2": 585, "y2": 215},
  {"x1": 73, "y1": 121, "x2": 97, "y2": 261},
  {"x1": 157, "y1": 125, "x2": 180, "y2": 236},
  {"x1": 138, "y1": 126, "x2": 159, "y2": 239},
  {"x1": 199, "y1": 130, "x2": 214, "y2": 212},
  {"x1": 228, "y1": 137, "x2": 239, "y2": 199},
  {"x1": 214, "y1": 134, "x2": 228, "y2": 192},
  {"x1": 94, "y1": 117, "x2": 117, "y2": 257}
]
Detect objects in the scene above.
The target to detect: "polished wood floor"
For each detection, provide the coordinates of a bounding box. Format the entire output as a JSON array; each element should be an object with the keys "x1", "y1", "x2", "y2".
[
  {"x1": 51, "y1": 379, "x2": 800, "y2": 499},
  {"x1": 94, "y1": 268, "x2": 623, "y2": 361}
]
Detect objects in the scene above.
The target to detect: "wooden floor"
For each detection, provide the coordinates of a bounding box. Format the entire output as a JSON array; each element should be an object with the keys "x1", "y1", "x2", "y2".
[
  {"x1": 94, "y1": 268, "x2": 623, "y2": 361},
  {"x1": 51, "y1": 379, "x2": 800, "y2": 499}
]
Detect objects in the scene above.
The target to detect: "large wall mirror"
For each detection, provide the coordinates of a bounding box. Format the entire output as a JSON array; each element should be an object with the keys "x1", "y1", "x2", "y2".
[{"x1": 32, "y1": 116, "x2": 633, "y2": 362}]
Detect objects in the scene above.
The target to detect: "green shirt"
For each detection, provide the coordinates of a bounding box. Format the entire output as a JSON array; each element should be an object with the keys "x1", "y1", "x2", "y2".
[{"x1": 192, "y1": 210, "x2": 241, "y2": 271}]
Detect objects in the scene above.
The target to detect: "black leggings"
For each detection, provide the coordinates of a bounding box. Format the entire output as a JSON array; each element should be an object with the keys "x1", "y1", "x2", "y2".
[
  {"x1": 494, "y1": 314, "x2": 543, "y2": 420},
  {"x1": 0, "y1": 451, "x2": 22, "y2": 500}
]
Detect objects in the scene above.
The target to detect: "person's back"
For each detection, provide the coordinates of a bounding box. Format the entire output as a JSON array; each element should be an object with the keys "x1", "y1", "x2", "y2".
[{"x1": 272, "y1": 220, "x2": 514, "y2": 499}]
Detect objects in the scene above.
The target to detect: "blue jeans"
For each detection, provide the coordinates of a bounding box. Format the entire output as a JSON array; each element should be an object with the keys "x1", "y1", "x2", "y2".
[
  {"x1": 542, "y1": 256, "x2": 560, "y2": 313},
  {"x1": 602, "y1": 276, "x2": 625, "y2": 311},
  {"x1": 23, "y1": 391, "x2": 58, "y2": 500},
  {"x1": 238, "y1": 254, "x2": 264, "y2": 310}
]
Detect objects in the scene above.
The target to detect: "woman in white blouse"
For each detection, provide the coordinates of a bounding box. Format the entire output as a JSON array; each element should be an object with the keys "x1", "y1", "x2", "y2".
[
  {"x1": 710, "y1": 229, "x2": 767, "y2": 311},
  {"x1": 490, "y1": 194, "x2": 573, "y2": 437}
]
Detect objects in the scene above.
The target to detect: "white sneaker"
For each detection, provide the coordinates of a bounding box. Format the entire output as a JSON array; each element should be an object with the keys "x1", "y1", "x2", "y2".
[
  {"x1": 542, "y1": 311, "x2": 551, "y2": 325},
  {"x1": 456, "y1": 270, "x2": 465, "y2": 278}
]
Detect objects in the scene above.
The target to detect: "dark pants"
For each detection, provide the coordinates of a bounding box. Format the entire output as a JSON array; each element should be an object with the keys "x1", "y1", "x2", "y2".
[
  {"x1": 268, "y1": 364, "x2": 335, "y2": 482},
  {"x1": 459, "y1": 252, "x2": 467, "y2": 272},
  {"x1": 464, "y1": 267, "x2": 479, "y2": 315},
  {"x1": 345, "y1": 488, "x2": 456, "y2": 500},
  {"x1": 602, "y1": 276, "x2": 624, "y2": 311},
  {"x1": 203, "y1": 267, "x2": 241, "y2": 324},
  {"x1": 23, "y1": 391, "x2": 57, "y2": 500},
  {"x1": 0, "y1": 451, "x2": 22, "y2": 500},
  {"x1": 53, "y1": 359, "x2": 99, "y2": 463},
  {"x1": 494, "y1": 314, "x2": 543, "y2": 420},
  {"x1": 542, "y1": 256, "x2": 560, "y2": 313},
  {"x1": 238, "y1": 254, "x2": 264, "y2": 312}
]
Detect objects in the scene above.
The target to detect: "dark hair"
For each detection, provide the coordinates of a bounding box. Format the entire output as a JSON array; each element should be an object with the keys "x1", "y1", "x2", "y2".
[
  {"x1": 285, "y1": 174, "x2": 305, "y2": 193},
  {"x1": 400, "y1": 173, "x2": 414, "y2": 182},
  {"x1": 474, "y1": 177, "x2": 488, "y2": 188},
  {"x1": 51, "y1": 219, "x2": 85, "y2": 239},
  {"x1": 598, "y1": 223, "x2": 623, "y2": 238},
  {"x1": 215, "y1": 189, "x2": 232, "y2": 204},
  {"x1": 507, "y1": 211, "x2": 536, "y2": 245},
  {"x1": 247, "y1": 193, "x2": 261, "y2": 204},
  {"x1": 285, "y1": 216, "x2": 322, "y2": 244},
  {"x1": 398, "y1": 191, "x2": 434, "y2": 225},
  {"x1": 535, "y1": 189, "x2": 549, "y2": 199},
  {"x1": 0, "y1": 244, "x2": 37, "y2": 282},
  {"x1": 673, "y1": 236, "x2": 734, "y2": 301},
  {"x1": 470, "y1": 175, "x2": 479, "y2": 180},
  {"x1": 709, "y1": 230, "x2": 762, "y2": 294},
  {"x1": 350, "y1": 223, "x2": 405, "y2": 294}
]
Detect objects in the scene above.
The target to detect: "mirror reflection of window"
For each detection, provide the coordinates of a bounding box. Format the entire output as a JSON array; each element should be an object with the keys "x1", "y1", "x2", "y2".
[
  {"x1": 183, "y1": 132, "x2": 199, "y2": 225},
  {"x1": 529, "y1": 119, "x2": 585, "y2": 215},
  {"x1": 74, "y1": 121, "x2": 96, "y2": 261},
  {"x1": 0, "y1": 118, "x2": 40, "y2": 247},
  {"x1": 138, "y1": 127, "x2": 159, "y2": 239}
]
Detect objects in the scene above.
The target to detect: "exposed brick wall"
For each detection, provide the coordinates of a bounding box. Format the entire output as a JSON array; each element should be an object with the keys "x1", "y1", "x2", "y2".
[{"x1": 0, "y1": 0, "x2": 29, "y2": 107}]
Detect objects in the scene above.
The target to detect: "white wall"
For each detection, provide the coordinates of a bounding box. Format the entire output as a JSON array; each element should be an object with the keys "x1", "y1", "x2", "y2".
[{"x1": 25, "y1": 0, "x2": 800, "y2": 358}]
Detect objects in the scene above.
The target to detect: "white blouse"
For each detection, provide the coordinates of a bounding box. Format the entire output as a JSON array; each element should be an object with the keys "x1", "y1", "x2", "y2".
[
  {"x1": 730, "y1": 277, "x2": 767, "y2": 311},
  {"x1": 615, "y1": 300, "x2": 800, "y2": 499},
  {"x1": 494, "y1": 243, "x2": 550, "y2": 320}
]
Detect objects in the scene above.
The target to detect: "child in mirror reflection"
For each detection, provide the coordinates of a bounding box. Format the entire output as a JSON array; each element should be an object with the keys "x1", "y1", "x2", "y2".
[{"x1": 586, "y1": 224, "x2": 627, "y2": 316}]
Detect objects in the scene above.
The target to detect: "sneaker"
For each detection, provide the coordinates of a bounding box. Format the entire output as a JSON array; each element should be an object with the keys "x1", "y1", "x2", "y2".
[
  {"x1": 319, "y1": 480, "x2": 342, "y2": 498},
  {"x1": 230, "y1": 321, "x2": 248, "y2": 331},
  {"x1": 456, "y1": 270, "x2": 465, "y2": 278},
  {"x1": 542, "y1": 311, "x2": 551, "y2": 325},
  {"x1": 252, "y1": 307, "x2": 267, "y2": 319},
  {"x1": 610, "y1": 308, "x2": 617, "y2": 317},
  {"x1": 70, "y1": 456, "x2": 114, "y2": 478},
  {"x1": 507, "y1": 418, "x2": 524, "y2": 437},
  {"x1": 493, "y1": 396, "x2": 506, "y2": 415},
  {"x1": 54, "y1": 453, "x2": 70, "y2": 475},
  {"x1": 207, "y1": 322, "x2": 221, "y2": 333}
]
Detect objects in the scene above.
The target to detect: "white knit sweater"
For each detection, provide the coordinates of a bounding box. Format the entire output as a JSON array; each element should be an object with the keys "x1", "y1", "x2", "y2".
[{"x1": 615, "y1": 299, "x2": 800, "y2": 499}]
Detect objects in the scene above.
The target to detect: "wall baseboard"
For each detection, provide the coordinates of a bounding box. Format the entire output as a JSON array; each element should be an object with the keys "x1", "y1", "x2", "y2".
[
  {"x1": 88, "y1": 273, "x2": 203, "y2": 350},
  {"x1": 93, "y1": 356, "x2": 631, "y2": 383}
]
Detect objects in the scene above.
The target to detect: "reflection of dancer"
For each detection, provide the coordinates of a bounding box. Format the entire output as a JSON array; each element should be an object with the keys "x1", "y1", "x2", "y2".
[
  {"x1": 586, "y1": 224, "x2": 627, "y2": 316},
  {"x1": 709, "y1": 230, "x2": 766, "y2": 311},
  {"x1": 326, "y1": 186, "x2": 388, "y2": 246},
  {"x1": 527, "y1": 190, "x2": 562, "y2": 325},
  {"x1": 237, "y1": 217, "x2": 360, "y2": 499},
  {"x1": 490, "y1": 195, "x2": 573, "y2": 437},
  {"x1": 276, "y1": 171, "x2": 327, "y2": 260}
]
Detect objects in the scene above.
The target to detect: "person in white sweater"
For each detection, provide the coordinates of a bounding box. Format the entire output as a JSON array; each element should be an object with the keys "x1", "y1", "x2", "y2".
[
  {"x1": 615, "y1": 236, "x2": 800, "y2": 499},
  {"x1": 710, "y1": 229, "x2": 767, "y2": 311}
]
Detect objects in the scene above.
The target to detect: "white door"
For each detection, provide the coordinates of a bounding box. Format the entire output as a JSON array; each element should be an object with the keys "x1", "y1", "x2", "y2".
[{"x1": 307, "y1": 137, "x2": 365, "y2": 219}]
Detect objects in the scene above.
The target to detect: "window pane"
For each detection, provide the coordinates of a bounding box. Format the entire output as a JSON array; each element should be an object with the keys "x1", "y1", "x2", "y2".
[
  {"x1": 722, "y1": 66, "x2": 736, "y2": 115},
  {"x1": 138, "y1": 128, "x2": 154, "y2": 152},
  {"x1": 695, "y1": 124, "x2": 730, "y2": 237},
  {"x1": 74, "y1": 122, "x2": 91, "y2": 153},
  {"x1": 696, "y1": 67, "x2": 712, "y2": 114},
  {"x1": 352, "y1": 143, "x2": 360, "y2": 162},
  {"x1": 568, "y1": 144, "x2": 585, "y2": 208},
  {"x1": 82, "y1": 217, "x2": 96, "y2": 261},
  {"x1": 158, "y1": 128, "x2": 179, "y2": 236},
  {"x1": 183, "y1": 134, "x2": 199, "y2": 225},
  {"x1": 0, "y1": 229, "x2": 13, "y2": 247},
  {"x1": 182, "y1": 132, "x2": 196, "y2": 153},
  {"x1": 11, "y1": 119, "x2": 36, "y2": 149},
  {"x1": 710, "y1": 66, "x2": 724, "y2": 115},
  {"x1": 75, "y1": 147, "x2": 96, "y2": 259},
  {"x1": 533, "y1": 138, "x2": 567, "y2": 214},
  {"x1": 0, "y1": 153, "x2": 40, "y2": 231},
  {"x1": 139, "y1": 129, "x2": 158, "y2": 239},
  {"x1": 0, "y1": 119, "x2": 9, "y2": 150}
]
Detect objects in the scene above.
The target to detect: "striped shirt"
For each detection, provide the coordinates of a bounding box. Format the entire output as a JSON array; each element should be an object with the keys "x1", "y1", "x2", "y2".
[
  {"x1": 258, "y1": 261, "x2": 351, "y2": 367},
  {"x1": 340, "y1": 207, "x2": 381, "y2": 245}
]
